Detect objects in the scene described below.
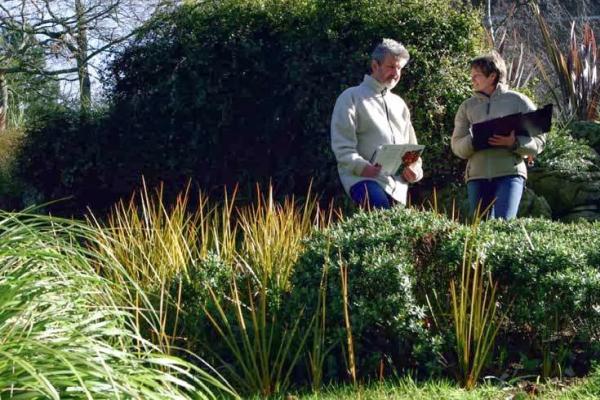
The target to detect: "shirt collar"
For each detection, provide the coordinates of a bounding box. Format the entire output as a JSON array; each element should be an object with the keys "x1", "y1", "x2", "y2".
[
  {"x1": 361, "y1": 74, "x2": 388, "y2": 95},
  {"x1": 474, "y1": 83, "x2": 509, "y2": 99}
]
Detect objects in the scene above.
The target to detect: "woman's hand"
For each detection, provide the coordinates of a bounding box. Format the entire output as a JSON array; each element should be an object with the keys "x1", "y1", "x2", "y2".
[{"x1": 488, "y1": 130, "x2": 517, "y2": 148}]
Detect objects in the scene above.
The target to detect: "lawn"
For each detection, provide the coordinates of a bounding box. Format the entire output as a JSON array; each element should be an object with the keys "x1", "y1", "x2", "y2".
[{"x1": 259, "y1": 374, "x2": 600, "y2": 400}]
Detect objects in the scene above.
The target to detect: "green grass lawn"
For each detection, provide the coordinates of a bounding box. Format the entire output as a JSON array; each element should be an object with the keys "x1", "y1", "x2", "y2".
[{"x1": 252, "y1": 374, "x2": 600, "y2": 400}]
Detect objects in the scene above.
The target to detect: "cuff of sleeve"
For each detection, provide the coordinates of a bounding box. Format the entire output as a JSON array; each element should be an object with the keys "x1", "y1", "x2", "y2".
[
  {"x1": 405, "y1": 164, "x2": 423, "y2": 183},
  {"x1": 353, "y1": 159, "x2": 370, "y2": 176}
]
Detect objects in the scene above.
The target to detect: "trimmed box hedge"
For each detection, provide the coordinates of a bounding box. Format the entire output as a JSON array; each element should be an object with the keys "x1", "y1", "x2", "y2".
[{"x1": 288, "y1": 207, "x2": 600, "y2": 379}]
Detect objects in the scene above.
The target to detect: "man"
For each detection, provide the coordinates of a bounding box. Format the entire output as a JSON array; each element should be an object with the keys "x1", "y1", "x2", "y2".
[{"x1": 331, "y1": 38, "x2": 423, "y2": 209}]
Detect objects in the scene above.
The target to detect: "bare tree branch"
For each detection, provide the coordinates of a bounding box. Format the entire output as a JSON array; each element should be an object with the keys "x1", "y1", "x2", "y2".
[{"x1": 0, "y1": 0, "x2": 175, "y2": 111}]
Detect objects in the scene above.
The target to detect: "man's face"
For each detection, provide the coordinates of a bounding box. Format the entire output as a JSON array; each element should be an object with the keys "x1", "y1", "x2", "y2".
[
  {"x1": 470, "y1": 67, "x2": 497, "y2": 94},
  {"x1": 371, "y1": 54, "x2": 402, "y2": 90}
]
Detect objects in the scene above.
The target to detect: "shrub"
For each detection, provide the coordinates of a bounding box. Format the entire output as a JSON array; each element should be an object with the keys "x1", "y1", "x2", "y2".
[
  {"x1": 289, "y1": 209, "x2": 460, "y2": 380},
  {"x1": 15, "y1": 107, "x2": 115, "y2": 215},
  {"x1": 568, "y1": 120, "x2": 600, "y2": 153},
  {"x1": 535, "y1": 125, "x2": 600, "y2": 173},
  {"x1": 288, "y1": 207, "x2": 600, "y2": 381},
  {"x1": 0, "y1": 127, "x2": 25, "y2": 209},
  {"x1": 16, "y1": 0, "x2": 482, "y2": 216},
  {"x1": 93, "y1": 183, "x2": 327, "y2": 396},
  {"x1": 532, "y1": 3, "x2": 600, "y2": 122},
  {"x1": 107, "y1": 0, "x2": 481, "y2": 195}
]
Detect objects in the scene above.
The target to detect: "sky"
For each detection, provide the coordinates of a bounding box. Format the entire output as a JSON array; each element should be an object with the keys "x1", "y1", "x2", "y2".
[{"x1": 1, "y1": 0, "x2": 180, "y2": 104}]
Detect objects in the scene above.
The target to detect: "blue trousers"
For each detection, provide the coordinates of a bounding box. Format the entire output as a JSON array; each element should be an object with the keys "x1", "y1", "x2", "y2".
[
  {"x1": 467, "y1": 175, "x2": 525, "y2": 220},
  {"x1": 349, "y1": 180, "x2": 395, "y2": 209}
]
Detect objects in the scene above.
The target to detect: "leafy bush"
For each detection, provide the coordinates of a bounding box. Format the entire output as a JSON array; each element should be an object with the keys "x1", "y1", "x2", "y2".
[
  {"x1": 0, "y1": 127, "x2": 25, "y2": 209},
  {"x1": 569, "y1": 120, "x2": 600, "y2": 153},
  {"x1": 15, "y1": 107, "x2": 115, "y2": 215},
  {"x1": 16, "y1": 0, "x2": 482, "y2": 216},
  {"x1": 288, "y1": 207, "x2": 600, "y2": 380},
  {"x1": 107, "y1": 0, "x2": 481, "y2": 195},
  {"x1": 535, "y1": 125, "x2": 600, "y2": 173},
  {"x1": 289, "y1": 209, "x2": 460, "y2": 380}
]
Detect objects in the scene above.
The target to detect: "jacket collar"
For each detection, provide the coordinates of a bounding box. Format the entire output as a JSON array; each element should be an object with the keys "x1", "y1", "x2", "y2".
[
  {"x1": 473, "y1": 83, "x2": 509, "y2": 99},
  {"x1": 361, "y1": 74, "x2": 388, "y2": 95}
]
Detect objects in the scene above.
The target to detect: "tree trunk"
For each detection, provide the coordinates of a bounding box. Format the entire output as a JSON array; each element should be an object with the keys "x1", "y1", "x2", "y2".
[
  {"x1": 75, "y1": 0, "x2": 91, "y2": 112},
  {"x1": 485, "y1": 0, "x2": 495, "y2": 44},
  {"x1": 0, "y1": 73, "x2": 7, "y2": 132}
]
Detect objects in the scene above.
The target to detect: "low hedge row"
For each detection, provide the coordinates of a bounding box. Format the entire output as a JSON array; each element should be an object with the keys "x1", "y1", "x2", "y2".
[{"x1": 288, "y1": 208, "x2": 600, "y2": 380}]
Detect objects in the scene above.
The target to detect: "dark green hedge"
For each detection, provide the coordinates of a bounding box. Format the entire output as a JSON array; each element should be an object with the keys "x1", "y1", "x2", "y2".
[
  {"x1": 15, "y1": 108, "x2": 117, "y2": 215},
  {"x1": 569, "y1": 120, "x2": 600, "y2": 154},
  {"x1": 16, "y1": 0, "x2": 481, "y2": 215},
  {"x1": 288, "y1": 207, "x2": 600, "y2": 379}
]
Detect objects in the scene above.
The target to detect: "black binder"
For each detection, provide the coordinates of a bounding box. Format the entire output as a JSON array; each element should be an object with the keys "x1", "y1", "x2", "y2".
[{"x1": 471, "y1": 104, "x2": 553, "y2": 151}]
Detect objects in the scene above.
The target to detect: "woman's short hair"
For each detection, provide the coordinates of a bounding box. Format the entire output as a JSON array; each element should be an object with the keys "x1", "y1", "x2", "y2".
[
  {"x1": 371, "y1": 38, "x2": 410, "y2": 68},
  {"x1": 470, "y1": 50, "x2": 507, "y2": 85}
]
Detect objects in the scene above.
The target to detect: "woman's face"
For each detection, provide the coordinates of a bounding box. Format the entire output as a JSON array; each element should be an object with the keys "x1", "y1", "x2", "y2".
[{"x1": 470, "y1": 67, "x2": 497, "y2": 95}]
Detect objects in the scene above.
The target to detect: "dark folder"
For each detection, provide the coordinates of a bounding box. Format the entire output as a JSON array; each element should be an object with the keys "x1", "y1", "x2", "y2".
[{"x1": 471, "y1": 104, "x2": 553, "y2": 151}]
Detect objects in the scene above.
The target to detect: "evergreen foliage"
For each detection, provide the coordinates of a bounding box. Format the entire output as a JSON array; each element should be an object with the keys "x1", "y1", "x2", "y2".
[
  {"x1": 16, "y1": 0, "x2": 481, "y2": 214},
  {"x1": 289, "y1": 207, "x2": 600, "y2": 380}
]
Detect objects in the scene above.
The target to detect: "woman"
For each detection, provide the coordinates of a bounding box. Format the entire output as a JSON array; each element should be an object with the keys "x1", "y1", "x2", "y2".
[{"x1": 451, "y1": 51, "x2": 546, "y2": 219}]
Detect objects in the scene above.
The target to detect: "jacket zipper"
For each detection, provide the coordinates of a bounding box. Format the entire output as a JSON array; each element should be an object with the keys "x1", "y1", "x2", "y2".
[
  {"x1": 381, "y1": 89, "x2": 396, "y2": 144},
  {"x1": 485, "y1": 94, "x2": 492, "y2": 179}
]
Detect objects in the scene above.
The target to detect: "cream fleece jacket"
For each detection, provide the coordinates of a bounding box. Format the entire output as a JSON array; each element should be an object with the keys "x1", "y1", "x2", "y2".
[
  {"x1": 452, "y1": 84, "x2": 547, "y2": 181},
  {"x1": 330, "y1": 74, "x2": 422, "y2": 204}
]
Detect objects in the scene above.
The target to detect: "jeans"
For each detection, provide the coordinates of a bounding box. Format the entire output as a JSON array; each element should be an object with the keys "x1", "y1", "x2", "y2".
[
  {"x1": 467, "y1": 175, "x2": 525, "y2": 220},
  {"x1": 349, "y1": 180, "x2": 395, "y2": 209}
]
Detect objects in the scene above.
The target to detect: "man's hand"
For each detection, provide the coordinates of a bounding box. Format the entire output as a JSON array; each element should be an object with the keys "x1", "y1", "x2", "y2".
[
  {"x1": 402, "y1": 165, "x2": 418, "y2": 182},
  {"x1": 488, "y1": 130, "x2": 517, "y2": 148},
  {"x1": 361, "y1": 163, "x2": 382, "y2": 177}
]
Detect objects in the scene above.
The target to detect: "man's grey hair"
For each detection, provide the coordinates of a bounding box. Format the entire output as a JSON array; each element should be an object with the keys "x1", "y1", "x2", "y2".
[{"x1": 371, "y1": 38, "x2": 410, "y2": 67}]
